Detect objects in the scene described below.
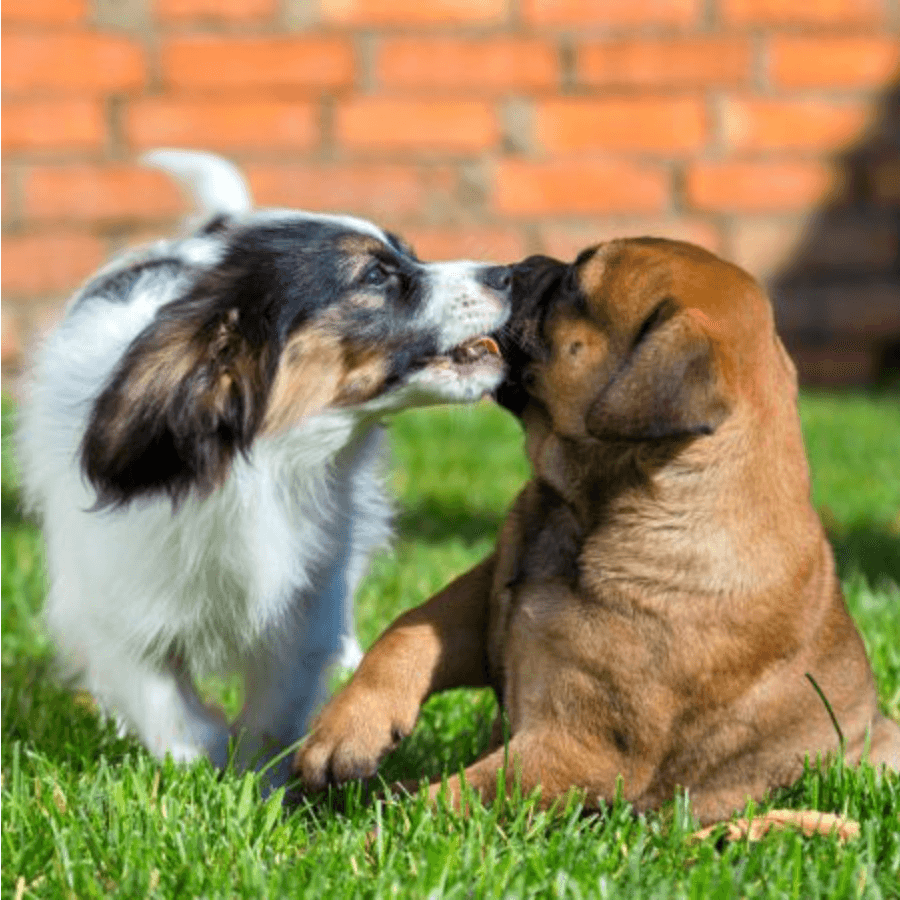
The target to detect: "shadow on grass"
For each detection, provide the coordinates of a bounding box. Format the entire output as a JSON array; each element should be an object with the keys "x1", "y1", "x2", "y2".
[
  {"x1": 2, "y1": 482, "x2": 27, "y2": 527},
  {"x1": 830, "y1": 525, "x2": 900, "y2": 586},
  {"x1": 396, "y1": 496, "x2": 506, "y2": 547},
  {"x1": 1, "y1": 660, "x2": 134, "y2": 771}
]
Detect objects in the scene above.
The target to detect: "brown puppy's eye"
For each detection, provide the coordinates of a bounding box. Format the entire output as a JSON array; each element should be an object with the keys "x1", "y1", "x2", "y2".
[{"x1": 569, "y1": 341, "x2": 583, "y2": 357}]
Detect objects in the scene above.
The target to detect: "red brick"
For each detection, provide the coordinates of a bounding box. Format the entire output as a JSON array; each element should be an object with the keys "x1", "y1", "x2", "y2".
[
  {"x1": 2, "y1": 34, "x2": 145, "y2": 95},
  {"x1": 815, "y1": 283, "x2": 900, "y2": 340},
  {"x1": 155, "y1": 0, "x2": 278, "y2": 21},
  {"x1": 769, "y1": 37, "x2": 900, "y2": 89},
  {"x1": 789, "y1": 214, "x2": 897, "y2": 274},
  {"x1": 1, "y1": 308, "x2": 21, "y2": 367},
  {"x1": 2, "y1": 232, "x2": 106, "y2": 296},
  {"x1": 246, "y1": 163, "x2": 426, "y2": 217},
  {"x1": 2, "y1": 0, "x2": 87, "y2": 23},
  {"x1": 126, "y1": 98, "x2": 319, "y2": 151},
  {"x1": 578, "y1": 38, "x2": 753, "y2": 88},
  {"x1": 493, "y1": 160, "x2": 670, "y2": 216},
  {"x1": 722, "y1": 98, "x2": 872, "y2": 152},
  {"x1": 2, "y1": 99, "x2": 106, "y2": 152},
  {"x1": 728, "y1": 218, "x2": 805, "y2": 281},
  {"x1": 376, "y1": 38, "x2": 558, "y2": 93},
  {"x1": 320, "y1": 0, "x2": 508, "y2": 25},
  {"x1": 722, "y1": 0, "x2": 886, "y2": 25},
  {"x1": 522, "y1": 0, "x2": 700, "y2": 26},
  {"x1": 23, "y1": 165, "x2": 185, "y2": 224},
  {"x1": 3, "y1": 167, "x2": 18, "y2": 224},
  {"x1": 402, "y1": 226, "x2": 528, "y2": 262},
  {"x1": 540, "y1": 218, "x2": 722, "y2": 260},
  {"x1": 161, "y1": 36, "x2": 354, "y2": 92},
  {"x1": 686, "y1": 160, "x2": 842, "y2": 212},
  {"x1": 536, "y1": 97, "x2": 708, "y2": 155},
  {"x1": 746, "y1": 216, "x2": 898, "y2": 282},
  {"x1": 336, "y1": 99, "x2": 497, "y2": 153}
]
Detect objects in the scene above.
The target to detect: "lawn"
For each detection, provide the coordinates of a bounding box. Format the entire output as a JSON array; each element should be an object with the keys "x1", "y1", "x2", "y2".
[{"x1": 2, "y1": 392, "x2": 899, "y2": 899}]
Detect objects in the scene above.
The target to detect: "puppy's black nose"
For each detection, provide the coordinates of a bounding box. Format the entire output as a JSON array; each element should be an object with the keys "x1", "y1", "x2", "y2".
[{"x1": 479, "y1": 265, "x2": 513, "y2": 293}]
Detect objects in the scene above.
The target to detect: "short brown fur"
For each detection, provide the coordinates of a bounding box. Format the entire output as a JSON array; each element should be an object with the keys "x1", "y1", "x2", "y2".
[{"x1": 295, "y1": 238, "x2": 899, "y2": 823}]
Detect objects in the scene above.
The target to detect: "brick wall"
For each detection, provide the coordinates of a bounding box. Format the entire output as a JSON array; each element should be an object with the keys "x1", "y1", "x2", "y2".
[{"x1": 3, "y1": 0, "x2": 899, "y2": 384}]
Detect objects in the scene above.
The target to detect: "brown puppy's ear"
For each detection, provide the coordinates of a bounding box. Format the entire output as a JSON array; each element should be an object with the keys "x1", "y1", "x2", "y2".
[
  {"x1": 81, "y1": 302, "x2": 272, "y2": 508},
  {"x1": 586, "y1": 306, "x2": 730, "y2": 441}
]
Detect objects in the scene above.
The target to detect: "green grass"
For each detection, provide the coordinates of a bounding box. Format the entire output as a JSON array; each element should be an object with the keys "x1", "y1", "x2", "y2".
[{"x1": 2, "y1": 393, "x2": 899, "y2": 899}]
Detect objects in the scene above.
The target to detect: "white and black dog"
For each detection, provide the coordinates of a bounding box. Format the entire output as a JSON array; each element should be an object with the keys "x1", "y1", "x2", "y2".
[{"x1": 18, "y1": 150, "x2": 510, "y2": 784}]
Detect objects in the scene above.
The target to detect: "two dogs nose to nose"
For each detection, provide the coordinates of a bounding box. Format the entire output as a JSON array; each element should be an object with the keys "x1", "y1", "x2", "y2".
[{"x1": 480, "y1": 266, "x2": 513, "y2": 293}]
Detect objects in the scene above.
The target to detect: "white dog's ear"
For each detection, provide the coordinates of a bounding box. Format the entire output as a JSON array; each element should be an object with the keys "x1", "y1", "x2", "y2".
[{"x1": 81, "y1": 297, "x2": 273, "y2": 508}]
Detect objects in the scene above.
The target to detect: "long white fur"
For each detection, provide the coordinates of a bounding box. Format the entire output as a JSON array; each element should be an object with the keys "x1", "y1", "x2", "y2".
[
  {"x1": 18, "y1": 151, "x2": 507, "y2": 786},
  {"x1": 143, "y1": 148, "x2": 253, "y2": 216}
]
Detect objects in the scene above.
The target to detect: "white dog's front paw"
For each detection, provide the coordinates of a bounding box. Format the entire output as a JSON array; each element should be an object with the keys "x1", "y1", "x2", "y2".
[{"x1": 336, "y1": 635, "x2": 364, "y2": 670}]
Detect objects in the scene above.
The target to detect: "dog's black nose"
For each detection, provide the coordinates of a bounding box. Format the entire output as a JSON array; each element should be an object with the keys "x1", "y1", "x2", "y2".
[{"x1": 479, "y1": 265, "x2": 513, "y2": 293}]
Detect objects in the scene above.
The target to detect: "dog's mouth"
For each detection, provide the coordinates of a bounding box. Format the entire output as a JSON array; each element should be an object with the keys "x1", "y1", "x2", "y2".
[
  {"x1": 449, "y1": 335, "x2": 501, "y2": 367},
  {"x1": 425, "y1": 334, "x2": 503, "y2": 376}
]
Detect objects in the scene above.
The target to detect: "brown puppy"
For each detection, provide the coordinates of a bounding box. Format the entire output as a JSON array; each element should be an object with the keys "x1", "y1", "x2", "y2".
[{"x1": 294, "y1": 237, "x2": 900, "y2": 823}]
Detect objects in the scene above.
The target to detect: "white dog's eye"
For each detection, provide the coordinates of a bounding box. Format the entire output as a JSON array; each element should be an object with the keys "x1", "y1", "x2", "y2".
[{"x1": 361, "y1": 262, "x2": 392, "y2": 288}]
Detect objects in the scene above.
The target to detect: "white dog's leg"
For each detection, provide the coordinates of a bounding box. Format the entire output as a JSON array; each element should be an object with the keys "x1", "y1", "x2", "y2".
[
  {"x1": 234, "y1": 591, "x2": 345, "y2": 787},
  {"x1": 85, "y1": 649, "x2": 231, "y2": 767},
  {"x1": 234, "y1": 428, "x2": 389, "y2": 788}
]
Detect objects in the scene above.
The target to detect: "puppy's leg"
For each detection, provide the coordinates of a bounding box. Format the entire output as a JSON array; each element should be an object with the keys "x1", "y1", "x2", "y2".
[
  {"x1": 295, "y1": 555, "x2": 496, "y2": 790},
  {"x1": 416, "y1": 728, "x2": 605, "y2": 812},
  {"x1": 868, "y1": 714, "x2": 900, "y2": 771}
]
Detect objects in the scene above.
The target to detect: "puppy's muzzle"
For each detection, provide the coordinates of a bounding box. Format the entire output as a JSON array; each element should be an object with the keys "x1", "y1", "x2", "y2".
[{"x1": 492, "y1": 255, "x2": 567, "y2": 414}]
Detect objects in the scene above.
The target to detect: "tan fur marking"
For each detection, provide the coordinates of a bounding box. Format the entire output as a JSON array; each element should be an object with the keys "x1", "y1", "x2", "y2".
[
  {"x1": 113, "y1": 320, "x2": 199, "y2": 440},
  {"x1": 337, "y1": 234, "x2": 390, "y2": 280},
  {"x1": 336, "y1": 350, "x2": 388, "y2": 405},
  {"x1": 347, "y1": 290, "x2": 386, "y2": 311},
  {"x1": 262, "y1": 328, "x2": 344, "y2": 434}
]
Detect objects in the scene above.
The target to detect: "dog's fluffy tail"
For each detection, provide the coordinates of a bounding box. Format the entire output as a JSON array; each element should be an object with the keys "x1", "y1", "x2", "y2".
[{"x1": 142, "y1": 149, "x2": 253, "y2": 217}]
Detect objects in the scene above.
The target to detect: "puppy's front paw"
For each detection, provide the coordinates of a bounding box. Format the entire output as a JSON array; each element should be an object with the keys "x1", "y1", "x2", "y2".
[{"x1": 293, "y1": 688, "x2": 415, "y2": 792}]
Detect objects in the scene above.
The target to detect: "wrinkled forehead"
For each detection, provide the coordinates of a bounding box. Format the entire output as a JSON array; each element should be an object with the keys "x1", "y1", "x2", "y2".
[
  {"x1": 574, "y1": 239, "x2": 683, "y2": 306},
  {"x1": 573, "y1": 238, "x2": 766, "y2": 336}
]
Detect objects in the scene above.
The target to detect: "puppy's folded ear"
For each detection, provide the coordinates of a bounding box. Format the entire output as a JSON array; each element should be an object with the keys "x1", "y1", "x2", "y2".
[
  {"x1": 81, "y1": 300, "x2": 272, "y2": 508},
  {"x1": 586, "y1": 306, "x2": 730, "y2": 441}
]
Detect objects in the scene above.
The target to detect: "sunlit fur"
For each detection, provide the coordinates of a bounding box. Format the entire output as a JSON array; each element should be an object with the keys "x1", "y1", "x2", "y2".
[{"x1": 18, "y1": 151, "x2": 509, "y2": 785}]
